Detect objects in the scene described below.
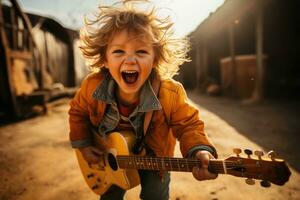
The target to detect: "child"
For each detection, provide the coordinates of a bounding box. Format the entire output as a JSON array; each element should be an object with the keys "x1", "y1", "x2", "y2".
[{"x1": 69, "y1": 1, "x2": 218, "y2": 199}]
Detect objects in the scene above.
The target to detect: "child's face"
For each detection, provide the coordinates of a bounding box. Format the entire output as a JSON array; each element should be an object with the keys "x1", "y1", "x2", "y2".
[{"x1": 105, "y1": 29, "x2": 155, "y2": 103}]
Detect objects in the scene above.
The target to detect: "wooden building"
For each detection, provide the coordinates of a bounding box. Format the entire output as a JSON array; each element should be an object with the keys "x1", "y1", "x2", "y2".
[
  {"x1": 0, "y1": 0, "x2": 88, "y2": 119},
  {"x1": 181, "y1": 0, "x2": 300, "y2": 100}
]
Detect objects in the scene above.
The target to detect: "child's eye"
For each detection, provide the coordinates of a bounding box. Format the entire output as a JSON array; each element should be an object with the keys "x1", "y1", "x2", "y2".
[
  {"x1": 136, "y1": 50, "x2": 148, "y2": 54},
  {"x1": 112, "y1": 49, "x2": 124, "y2": 54}
]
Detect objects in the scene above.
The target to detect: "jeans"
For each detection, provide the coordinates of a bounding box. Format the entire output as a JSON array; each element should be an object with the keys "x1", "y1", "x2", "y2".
[{"x1": 100, "y1": 170, "x2": 170, "y2": 200}]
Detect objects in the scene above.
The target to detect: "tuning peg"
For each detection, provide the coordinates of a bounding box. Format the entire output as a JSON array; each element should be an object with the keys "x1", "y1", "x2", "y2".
[
  {"x1": 233, "y1": 148, "x2": 242, "y2": 156},
  {"x1": 244, "y1": 149, "x2": 253, "y2": 158},
  {"x1": 245, "y1": 178, "x2": 255, "y2": 185},
  {"x1": 267, "y1": 150, "x2": 276, "y2": 160},
  {"x1": 254, "y1": 150, "x2": 264, "y2": 159},
  {"x1": 260, "y1": 180, "x2": 271, "y2": 188}
]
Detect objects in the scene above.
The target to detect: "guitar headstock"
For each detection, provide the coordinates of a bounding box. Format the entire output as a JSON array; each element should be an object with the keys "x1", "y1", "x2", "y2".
[{"x1": 222, "y1": 148, "x2": 291, "y2": 187}]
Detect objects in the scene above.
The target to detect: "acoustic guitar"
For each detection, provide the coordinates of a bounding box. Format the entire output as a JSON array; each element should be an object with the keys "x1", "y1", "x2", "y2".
[{"x1": 75, "y1": 131, "x2": 291, "y2": 195}]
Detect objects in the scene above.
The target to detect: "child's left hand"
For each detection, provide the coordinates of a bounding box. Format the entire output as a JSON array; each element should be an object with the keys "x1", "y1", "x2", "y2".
[{"x1": 192, "y1": 150, "x2": 218, "y2": 181}]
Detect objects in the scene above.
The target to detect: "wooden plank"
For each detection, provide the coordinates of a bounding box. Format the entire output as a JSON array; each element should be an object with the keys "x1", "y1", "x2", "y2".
[
  {"x1": 11, "y1": 0, "x2": 35, "y2": 51},
  {"x1": 11, "y1": 58, "x2": 35, "y2": 96},
  {"x1": 0, "y1": 2, "x2": 20, "y2": 117},
  {"x1": 10, "y1": 7, "x2": 17, "y2": 49},
  {"x1": 194, "y1": 0, "x2": 256, "y2": 40},
  {"x1": 195, "y1": 42, "x2": 201, "y2": 90},
  {"x1": 0, "y1": 0, "x2": 9, "y2": 48},
  {"x1": 252, "y1": 0, "x2": 264, "y2": 101},
  {"x1": 228, "y1": 24, "x2": 237, "y2": 97},
  {"x1": 9, "y1": 50, "x2": 32, "y2": 60},
  {"x1": 202, "y1": 42, "x2": 208, "y2": 86}
]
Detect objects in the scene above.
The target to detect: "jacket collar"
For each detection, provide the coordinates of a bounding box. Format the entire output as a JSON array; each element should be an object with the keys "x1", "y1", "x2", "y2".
[{"x1": 92, "y1": 72, "x2": 161, "y2": 112}]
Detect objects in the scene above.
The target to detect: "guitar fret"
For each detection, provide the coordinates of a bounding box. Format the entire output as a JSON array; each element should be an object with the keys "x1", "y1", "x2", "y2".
[
  {"x1": 169, "y1": 157, "x2": 172, "y2": 171},
  {"x1": 145, "y1": 158, "x2": 148, "y2": 169},
  {"x1": 127, "y1": 158, "x2": 130, "y2": 168},
  {"x1": 144, "y1": 157, "x2": 148, "y2": 169},
  {"x1": 156, "y1": 157, "x2": 159, "y2": 170},
  {"x1": 142, "y1": 157, "x2": 145, "y2": 169},
  {"x1": 184, "y1": 159, "x2": 189, "y2": 172},
  {"x1": 145, "y1": 157, "x2": 149, "y2": 170},
  {"x1": 164, "y1": 158, "x2": 169, "y2": 170},
  {"x1": 147, "y1": 158, "x2": 150, "y2": 169},
  {"x1": 129, "y1": 156, "x2": 131, "y2": 168},
  {"x1": 185, "y1": 159, "x2": 188, "y2": 171},
  {"x1": 136, "y1": 157, "x2": 140, "y2": 169},
  {"x1": 188, "y1": 159, "x2": 194, "y2": 171},
  {"x1": 147, "y1": 157, "x2": 151, "y2": 170},
  {"x1": 178, "y1": 159, "x2": 185, "y2": 172},
  {"x1": 150, "y1": 157, "x2": 153, "y2": 170},
  {"x1": 152, "y1": 157, "x2": 156, "y2": 170},
  {"x1": 132, "y1": 157, "x2": 136, "y2": 168},
  {"x1": 177, "y1": 159, "x2": 184, "y2": 170},
  {"x1": 141, "y1": 157, "x2": 144, "y2": 169},
  {"x1": 139, "y1": 157, "x2": 143, "y2": 169},
  {"x1": 180, "y1": 160, "x2": 183, "y2": 171}
]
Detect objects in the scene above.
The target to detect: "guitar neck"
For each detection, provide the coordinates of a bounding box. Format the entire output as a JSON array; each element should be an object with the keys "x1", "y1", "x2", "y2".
[{"x1": 117, "y1": 155, "x2": 227, "y2": 174}]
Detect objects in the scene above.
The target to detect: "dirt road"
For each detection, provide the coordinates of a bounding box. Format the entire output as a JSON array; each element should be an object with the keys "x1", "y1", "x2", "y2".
[{"x1": 0, "y1": 92, "x2": 299, "y2": 200}]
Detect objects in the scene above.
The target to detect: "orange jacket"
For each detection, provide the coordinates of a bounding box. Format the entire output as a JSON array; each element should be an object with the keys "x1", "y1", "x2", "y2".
[{"x1": 69, "y1": 72, "x2": 216, "y2": 157}]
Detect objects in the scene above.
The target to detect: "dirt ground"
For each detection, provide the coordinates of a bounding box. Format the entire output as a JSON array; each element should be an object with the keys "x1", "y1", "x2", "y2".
[{"x1": 0, "y1": 91, "x2": 299, "y2": 200}]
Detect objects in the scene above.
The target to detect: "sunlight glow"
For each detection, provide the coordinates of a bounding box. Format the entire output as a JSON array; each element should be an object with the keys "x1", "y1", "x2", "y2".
[{"x1": 19, "y1": 0, "x2": 224, "y2": 37}]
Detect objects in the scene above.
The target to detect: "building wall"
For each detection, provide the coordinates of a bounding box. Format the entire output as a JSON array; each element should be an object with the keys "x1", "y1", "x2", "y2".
[{"x1": 181, "y1": 0, "x2": 300, "y2": 99}]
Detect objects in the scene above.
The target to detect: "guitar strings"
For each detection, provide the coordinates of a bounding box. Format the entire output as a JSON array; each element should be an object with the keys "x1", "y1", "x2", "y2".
[
  {"x1": 117, "y1": 158, "x2": 242, "y2": 165},
  {"x1": 117, "y1": 159, "x2": 261, "y2": 173},
  {"x1": 117, "y1": 157, "x2": 239, "y2": 165},
  {"x1": 117, "y1": 157, "x2": 266, "y2": 169},
  {"x1": 117, "y1": 162, "x2": 261, "y2": 173}
]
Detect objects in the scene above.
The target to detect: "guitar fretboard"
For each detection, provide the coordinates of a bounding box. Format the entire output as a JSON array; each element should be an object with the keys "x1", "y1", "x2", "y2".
[{"x1": 117, "y1": 155, "x2": 227, "y2": 174}]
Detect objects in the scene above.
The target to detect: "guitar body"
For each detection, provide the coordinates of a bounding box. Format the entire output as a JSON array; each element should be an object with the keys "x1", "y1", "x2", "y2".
[{"x1": 75, "y1": 131, "x2": 141, "y2": 195}]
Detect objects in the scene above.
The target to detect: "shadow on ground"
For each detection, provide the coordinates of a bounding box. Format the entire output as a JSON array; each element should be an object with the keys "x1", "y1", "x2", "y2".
[{"x1": 188, "y1": 91, "x2": 300, "y2": 172}]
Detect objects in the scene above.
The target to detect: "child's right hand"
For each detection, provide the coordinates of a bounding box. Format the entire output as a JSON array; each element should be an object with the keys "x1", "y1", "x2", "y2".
[{"x1": 79, "y1": 146, "x2": 103, "y2": 164}]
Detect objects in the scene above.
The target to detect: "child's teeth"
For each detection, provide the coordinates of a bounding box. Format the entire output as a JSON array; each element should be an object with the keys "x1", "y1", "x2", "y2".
[{"x1": 123, "y1": 71, "x2": 136, "y2": 74}]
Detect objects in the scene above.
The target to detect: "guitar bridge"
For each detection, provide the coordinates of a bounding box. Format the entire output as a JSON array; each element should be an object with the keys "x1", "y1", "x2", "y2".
[{"x1": 87, "y1": 154, "x2": 106, "y2": 170}]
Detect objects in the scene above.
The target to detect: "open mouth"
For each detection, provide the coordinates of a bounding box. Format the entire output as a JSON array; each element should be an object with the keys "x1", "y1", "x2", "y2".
[{"x1": 121, "y1": 71, "x2": 139, "y2": 84}]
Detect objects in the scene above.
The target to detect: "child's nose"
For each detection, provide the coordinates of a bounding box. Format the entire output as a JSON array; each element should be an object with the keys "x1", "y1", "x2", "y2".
[{"x1": 124, "y1": 56, "x2": 137, "y2": 65}]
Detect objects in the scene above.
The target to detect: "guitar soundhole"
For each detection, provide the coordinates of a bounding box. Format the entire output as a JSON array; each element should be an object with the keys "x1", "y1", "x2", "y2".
[{"x1": 108, "y1": 153, "x2": 118, "y2": 171}]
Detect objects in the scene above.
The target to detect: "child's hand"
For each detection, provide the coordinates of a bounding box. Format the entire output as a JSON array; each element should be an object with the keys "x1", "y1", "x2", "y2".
[
  {"x1": 192, "y1": 150, "x2": 218, "y2": 181},
  {"x1": 79, "y1": 146, "x2": 103, "y2": 164}
]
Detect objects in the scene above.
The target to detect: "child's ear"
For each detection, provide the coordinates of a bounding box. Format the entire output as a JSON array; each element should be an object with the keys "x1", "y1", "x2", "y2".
[
  {"x1": 103, "y1": 61, "x2": 108, "y2": 69},
  {"x1": 102, "y1": 56, "x2": 108, "y2": 68},
  {"x1": 152, "y1": 58, "x2": 158, "y2": 69}
]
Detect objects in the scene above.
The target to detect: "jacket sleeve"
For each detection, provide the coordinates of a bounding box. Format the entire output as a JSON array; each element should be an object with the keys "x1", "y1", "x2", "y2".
[
  {"x1": 169, "y1": 83, "x2": 217, "y2": 158},
  {"x1": 68, "y1": 77, "x2": 93, "y2": 148}
]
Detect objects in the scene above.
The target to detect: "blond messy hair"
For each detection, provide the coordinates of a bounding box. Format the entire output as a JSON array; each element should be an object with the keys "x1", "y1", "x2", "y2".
[{"x1": 80, "y1": 0, "x2": 190, "y2": 79}]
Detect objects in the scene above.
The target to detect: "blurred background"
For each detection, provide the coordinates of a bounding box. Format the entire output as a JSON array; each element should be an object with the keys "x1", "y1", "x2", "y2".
[{"x1": 0, "y1": 0, "x2": 299, "y2": 200}]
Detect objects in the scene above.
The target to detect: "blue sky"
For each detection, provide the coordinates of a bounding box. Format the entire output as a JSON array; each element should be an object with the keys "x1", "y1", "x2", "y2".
[{"x1": 18, "y1": 0, "x2": 224, "y2": 37}]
